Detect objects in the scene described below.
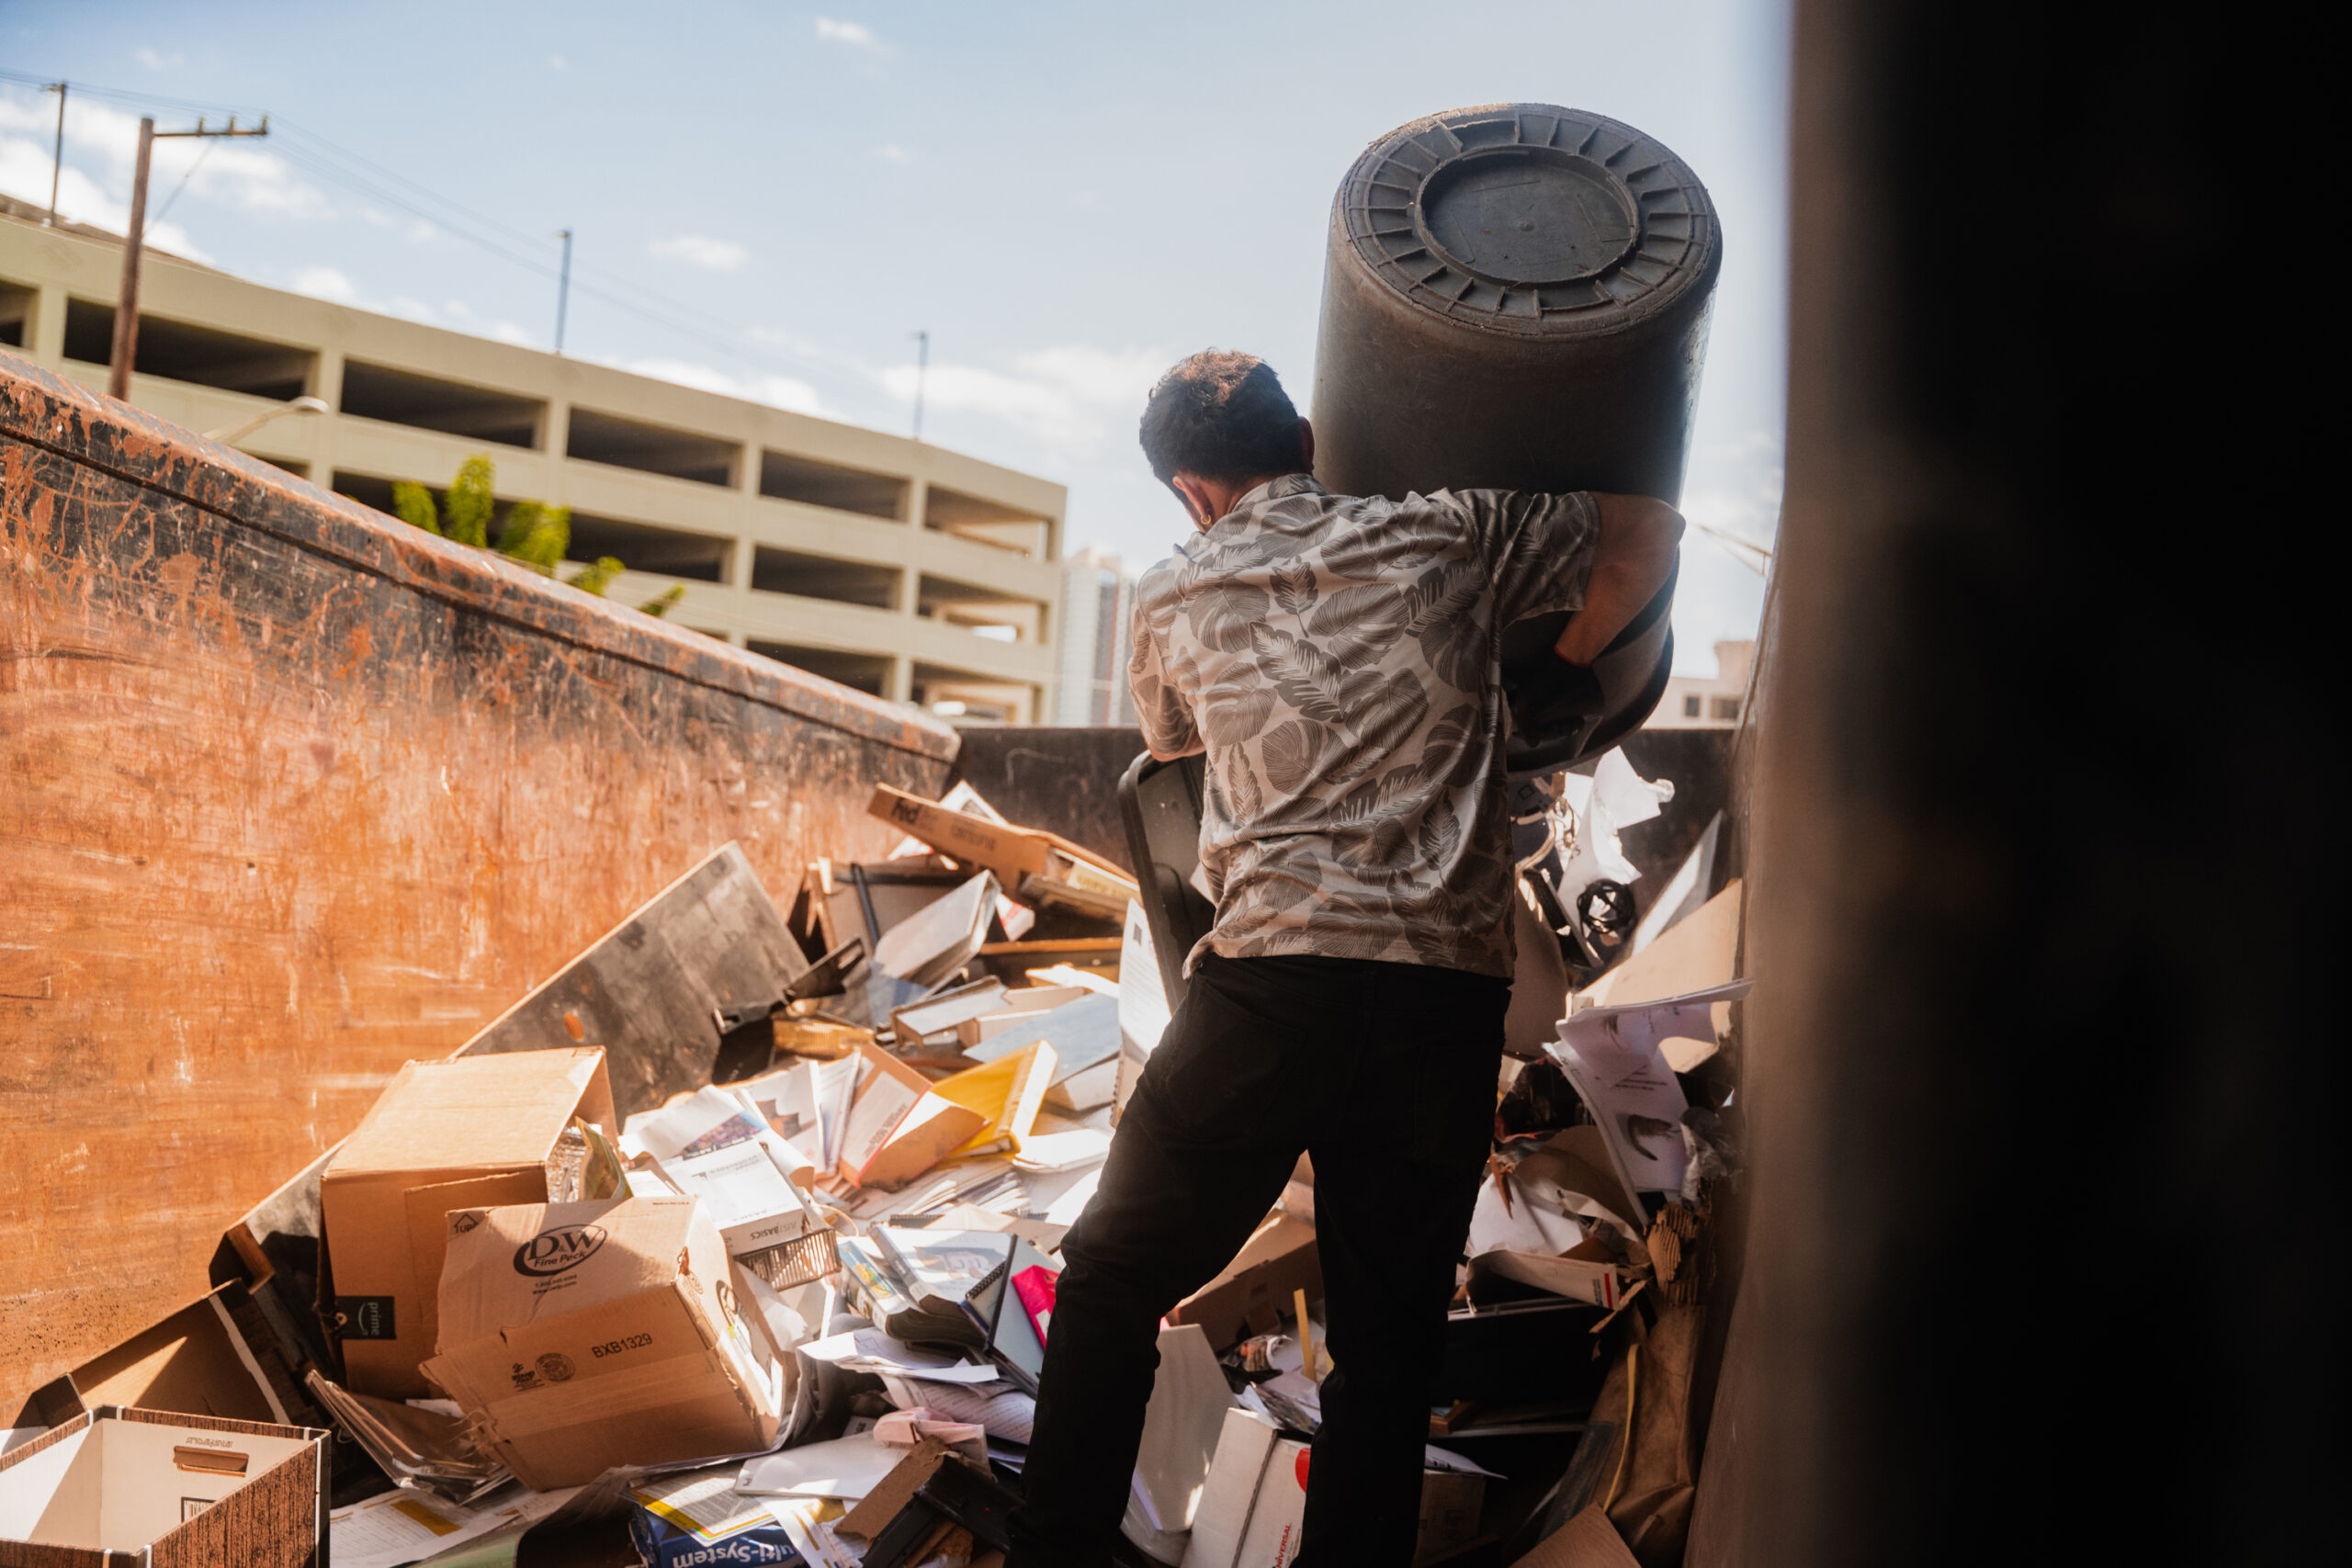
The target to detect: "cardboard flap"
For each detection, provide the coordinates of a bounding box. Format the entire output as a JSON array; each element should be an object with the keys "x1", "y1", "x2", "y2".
[
  {"x1": 435, "y1": 1197, "x2": 708, "y2": 1349},
  {"x1": 1510, "y1": 1506, "x2": 1644, "y2": 1568},
  {"x1": 837, "y1": 1438, "x2": 955, "y2": 1542},
  {"x1": 1583, "y1": 882, "x2": 1742, "y2": 1010},
  {"x1": 404, "y1": 1171, "x2": 551, "y2": 1357},
  {"x1": 1526, "y1": 1127, "x2": 1645, "y2": 1235},
  {"x1": 335, "y1": 1048, "x2": 616, "y2": 1174},
  {"x1": 62, "y1": 1284, "x2": 290, "y2": 1427}
]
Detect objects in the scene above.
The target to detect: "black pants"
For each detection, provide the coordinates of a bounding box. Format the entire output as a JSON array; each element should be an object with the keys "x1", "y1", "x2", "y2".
[{"x1": 1006, "y1": 953, "x2": 1509, "y2": 1568}]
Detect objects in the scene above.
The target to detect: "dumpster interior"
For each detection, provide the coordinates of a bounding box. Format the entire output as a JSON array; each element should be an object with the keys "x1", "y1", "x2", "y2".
[{"x1": 2, "y1": 694, "x2": 1741, "y2": 1567}]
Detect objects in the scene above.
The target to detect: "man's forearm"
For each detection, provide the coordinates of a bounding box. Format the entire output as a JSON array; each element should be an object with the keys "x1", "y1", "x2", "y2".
[{"x1": 1555, "y1": 494, "x2": 1684, "y2": 666}]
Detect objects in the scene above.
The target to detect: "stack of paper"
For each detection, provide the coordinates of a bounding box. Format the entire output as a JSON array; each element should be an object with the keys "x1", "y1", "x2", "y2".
[
  {"x1": 1548, "y1": 978, "x2": 1753, "y2": 1220},
  {"x1": 963, "y1": 993, "x2": 1124, "y2": 1112}
]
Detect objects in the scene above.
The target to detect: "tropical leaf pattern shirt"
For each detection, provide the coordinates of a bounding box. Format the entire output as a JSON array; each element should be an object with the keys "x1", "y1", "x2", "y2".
[{"x1": 1129, "y1": 473, "x2": 1600, "y2": 977}]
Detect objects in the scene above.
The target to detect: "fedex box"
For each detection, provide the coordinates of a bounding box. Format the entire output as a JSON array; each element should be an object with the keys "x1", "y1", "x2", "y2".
[
  {"x1": 421, "y1": 1196, "x2": 785, "y2": 1491},
  {"x1": 0, "y1": 1407, "x2": 327, "y2": 1567},
  {"x1": 321, "y1": 1047, "x2": 616, "y2": 1397}
]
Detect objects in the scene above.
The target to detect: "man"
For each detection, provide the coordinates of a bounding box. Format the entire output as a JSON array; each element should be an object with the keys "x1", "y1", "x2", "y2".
[{"x1": 1006, "y1": 351, "x2": 1683, "y2": 1567}]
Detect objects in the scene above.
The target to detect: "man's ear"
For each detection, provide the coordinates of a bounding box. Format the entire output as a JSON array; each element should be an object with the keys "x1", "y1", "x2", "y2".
[
  {"x1": 1170, "y1": 473, "x2": 1216, "y2": 529},
  {"x1": 1297, "y1": 418, "x2": 1316, "y2": 473}
]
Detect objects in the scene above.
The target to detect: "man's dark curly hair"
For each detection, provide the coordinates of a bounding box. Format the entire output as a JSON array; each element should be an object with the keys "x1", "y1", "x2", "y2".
[{"x1": 1137, "y1": 351, "x2": 1307, "y2": 487}]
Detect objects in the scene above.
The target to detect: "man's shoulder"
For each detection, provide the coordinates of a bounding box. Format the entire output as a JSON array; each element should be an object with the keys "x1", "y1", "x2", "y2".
[{"x1": 1134, "y1": 550, "x2": 1188, "y2": 604}]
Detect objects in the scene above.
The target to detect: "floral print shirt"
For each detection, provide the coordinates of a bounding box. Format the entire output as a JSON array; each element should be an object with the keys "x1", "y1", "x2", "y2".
[{"x1": 1129, "y1": 473, "x2": 1600, "y2": 977}]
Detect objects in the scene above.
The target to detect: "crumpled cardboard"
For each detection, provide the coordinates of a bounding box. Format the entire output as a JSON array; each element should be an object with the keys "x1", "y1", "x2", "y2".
[
  {"x1": 1169, "y1": 1215, "x2": 1322, "y2": 1351},
  {"x1": 1540, "y1": 1304, "x2": 1707, "y2": 1568},
  {"x1": 1509, "y1": 1506, "x2": 1643, "y2": 1568},
  {"x1": 421, "y1": 1195, "x2": 783, "y2": 1490}
]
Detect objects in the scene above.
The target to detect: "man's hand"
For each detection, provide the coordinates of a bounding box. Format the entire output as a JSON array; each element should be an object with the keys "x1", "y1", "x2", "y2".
[{"x1": 1554, "y1": 493, "x2": 1684, "y2": 666}]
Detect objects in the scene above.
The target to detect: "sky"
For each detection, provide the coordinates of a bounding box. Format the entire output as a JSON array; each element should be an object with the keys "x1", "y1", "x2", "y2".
[{"x1": 1, "y1": 0, "x2": 1789, "y2": 677}]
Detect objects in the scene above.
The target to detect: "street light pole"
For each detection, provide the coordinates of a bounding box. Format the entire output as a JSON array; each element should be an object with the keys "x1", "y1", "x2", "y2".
[
  {"x1": 910, "y1": 329, "x2": 929, "y2": 441},
  {"x1": 106, "y1": 114, "x2": 270, "y2": 404},
  {"x1": 44, "y1": 83, "x2": 65, "y2": 226},
  {"x1": 555, "y1": 228, "x2": 573, "y2": 354},
  {"x1": 204, "y1": 395, "x2": 330, "y2": 446}
]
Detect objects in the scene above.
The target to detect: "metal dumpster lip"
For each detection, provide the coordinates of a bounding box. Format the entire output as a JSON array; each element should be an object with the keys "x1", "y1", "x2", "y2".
[{"x1": 0, "y1": 356, "x2": 959, "y2": 766}]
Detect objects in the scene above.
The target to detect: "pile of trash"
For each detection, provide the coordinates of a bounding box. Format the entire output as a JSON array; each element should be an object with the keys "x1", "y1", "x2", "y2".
[{"x1": 2, "y1": 752, "x2": 1746, "y2": 1568}]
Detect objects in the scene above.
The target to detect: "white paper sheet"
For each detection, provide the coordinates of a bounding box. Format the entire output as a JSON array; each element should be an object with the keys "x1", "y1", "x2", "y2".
[
  {"x1": 1012, "y1": 1129, "x2": 1113, "y2": 1173},
  {"x1": 1590, "y1": 746, "x2": 1670, "y2": 829},
  {"x1": 1550, "y1": 979, "x2": 1752, "y2": 1204},
  {"x1": 1422, "y1": 1446, "x2": 1507, "y2": 1479},
  {"x1": 735, "y1": 1435, "x2": 903, "y2": 1501},
  {"x1": 1464, "y1": 1169, "x2": 1592, "y2": 1260},
  {"x1": 326, "y1": 1483, "x2": 578, "y2": 1568},
  {"x1": 659, "y1": 1138, "x2": 815, "y2": 1257},
  {"x1": 627, "y1": 1086, "x2": 758, "y2": 1161},
  {"x1": 1554, "y1": 746, "x2": 1673, "y2": 910},
  {"x1": 876, "y1": 1376, "x2": 1037, "y2": 1442},
  {"x1": 1117, "y1": 899, "x2": 1171, "y2": 1056},
  {"x1": 799, "y1": 1327, "x2": 1003, "y2": 1383}
]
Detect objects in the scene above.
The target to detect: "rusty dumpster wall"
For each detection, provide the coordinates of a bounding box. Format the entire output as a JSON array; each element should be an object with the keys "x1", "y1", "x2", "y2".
[{"x1": 0, "y1": 358, "x2": 959, "y2": 1416}]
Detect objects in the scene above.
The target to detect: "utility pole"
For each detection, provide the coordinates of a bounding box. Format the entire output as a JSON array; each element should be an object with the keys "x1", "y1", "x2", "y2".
[
  {"x1": 555, "y1": 229, "x2": 573, "y2": 354},
  {"x1": 44, "y1": 83, "x2": 65, "y2": 225},
  {"x1": 910, "y1": 329, "x2": 929, "y2": 441},
  {"x1": 107, "y1": 114, "x2": 268, "y2": 402}
]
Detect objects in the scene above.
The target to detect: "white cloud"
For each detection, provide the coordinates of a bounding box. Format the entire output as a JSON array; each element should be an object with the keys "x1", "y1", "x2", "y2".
[
  {"x1": 0, "y1": 133, "x2": 211, "y2": 261},
  {"x1": 1679, "y1": 430, "x2": 1783, "y2": 553},
  {"x1": 435, "y1": 297, "x2": 539, "y2": 347},
  {"x1": 273, "y1": 276, "x2": 538, "y2": 350},
  {"x1": 877, "y1": 344, "x2": 1168, "y2": 446},
  {"x1": 0, "y1": 89, "x2": 326, "y2": 227},
  {"x1": 649, "y1": 233, "x2": 748, "y2": 273},
  {"x1": 1668, "y1": 429, "x2": 1781, "y2": 673},
  {"x1": 622, "y1": 357, "x2": 828, "y2": 416},
  {"x1": 547, "y1": 54, "x2": 570, "y2": 71},
  {"x1": 288, "y1": 265, "x2": 360, "y2": 304},
  {"x1": 873, "y1": 144, "x2": 913, "y2": 164},
  {"x1": 136, "y1": 49, "x2": 185, "y2": 71},
  {"x1": 815, "y1": 17, "x2": 883, "y2": 49}
]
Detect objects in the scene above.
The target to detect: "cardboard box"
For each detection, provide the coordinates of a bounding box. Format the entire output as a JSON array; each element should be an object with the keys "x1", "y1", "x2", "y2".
[
  {"x1": 868, "y1": 784, "x2": 1138, "y2": 908},
  {"x1": 1178, "y1": 1408, "x2": 1487, "y2": 1568},
  {"x1": 321, "y1": 1047, "x2": 616, "y2": 1398},
  {"x1": 1170, "y1": 1215, "x2": 1322, "y2": 1350},
  {"x1": 421, "y1": 1196, "x2": 784, "y2": 1491},
  {"x1": 0, "y1": 1406, "x2": 327, "y2": 1566}
]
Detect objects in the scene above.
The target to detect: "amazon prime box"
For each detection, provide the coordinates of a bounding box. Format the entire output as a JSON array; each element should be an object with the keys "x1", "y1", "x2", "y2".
[{"x1": 420, "y1": 1196, "x2": 785, "y2": 1491}]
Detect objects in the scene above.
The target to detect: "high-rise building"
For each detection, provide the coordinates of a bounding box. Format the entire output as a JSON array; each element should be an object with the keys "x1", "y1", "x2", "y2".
[
  {"x1": 0, "y1": 197, "x2": 1067, "y2": 723},
  {"x1": 1055, "y1": 546, "x2": 1138, "y2": 728}
]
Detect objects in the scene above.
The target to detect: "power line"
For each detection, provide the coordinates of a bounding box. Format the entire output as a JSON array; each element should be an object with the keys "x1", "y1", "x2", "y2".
[
  {"x1": 0, "y1": 67, "x2": 263, "y2": 118},
  {"x1": 143, "y1": 136, "x2": 217, "y2": 232},
  {"x1": 1, "y1": 70, "x2": 836, "y2": 389}
]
